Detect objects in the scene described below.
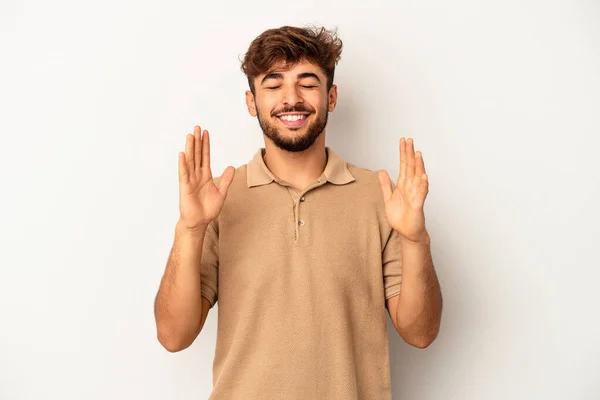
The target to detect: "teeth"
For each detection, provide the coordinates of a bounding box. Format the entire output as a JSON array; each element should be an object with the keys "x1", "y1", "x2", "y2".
[{"x1": 280, "y1": 114, "x2": 306, "y2": 121}]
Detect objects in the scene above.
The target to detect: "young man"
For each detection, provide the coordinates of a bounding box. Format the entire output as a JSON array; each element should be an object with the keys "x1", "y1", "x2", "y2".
[{"x1": 154, "y1": 26, "x2": 442, "y2": 399}]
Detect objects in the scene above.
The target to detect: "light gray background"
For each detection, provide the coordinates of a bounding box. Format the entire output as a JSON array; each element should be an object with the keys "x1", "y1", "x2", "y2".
[{"x1": 1, "y1": 0, "x2": 599, "y2": 399}]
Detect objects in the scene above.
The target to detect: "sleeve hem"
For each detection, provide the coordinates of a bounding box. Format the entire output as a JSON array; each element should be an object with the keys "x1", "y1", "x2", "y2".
[
  {"x1": 201, "y1": 283, "x2": 217, "y2": 308},
  {"x1": 384, "y1": 286, "x2": 401, "y2": 300}
]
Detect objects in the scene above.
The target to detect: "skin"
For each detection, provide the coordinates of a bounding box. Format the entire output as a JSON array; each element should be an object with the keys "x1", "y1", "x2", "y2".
[
  {"x1": 154, "y1": 127, "x2": 235, "y2": 352},
  {"x1": 379, "y1": 138, "x2": 443, "y2": 348},
  {"x1": 245, "y1": 59, "x2": 337, "y2": 191}
]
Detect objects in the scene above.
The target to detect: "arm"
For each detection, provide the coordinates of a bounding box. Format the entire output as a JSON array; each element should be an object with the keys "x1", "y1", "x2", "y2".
[
  {"x1": 154, "y1": 125, "x2": 234, "y2": 353},
  {"x1": 154, "y1": 222, "x2": 212, "y2": 352},
  {"x1": 386, "y1": 231, "x2": 442, "y2": 348},
  {"x1": 379, "y1": 137, "x2": 442, "y2": 348}
]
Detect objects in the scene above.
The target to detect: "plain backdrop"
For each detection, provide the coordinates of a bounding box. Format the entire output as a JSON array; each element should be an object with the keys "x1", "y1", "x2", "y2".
[{"x1": 1, "y1": 0, "x2": 599, "y2": 399}]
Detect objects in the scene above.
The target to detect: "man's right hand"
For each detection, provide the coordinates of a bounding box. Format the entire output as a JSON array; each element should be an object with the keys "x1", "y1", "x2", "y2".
[{"x1": 178, "y1": 125, "x2": 235, "y2": 232}]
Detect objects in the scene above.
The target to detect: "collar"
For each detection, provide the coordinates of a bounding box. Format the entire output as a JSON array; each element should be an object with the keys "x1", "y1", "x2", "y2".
[{"x1": 247, "y1": 147, "x2": 355, "y2": 188}]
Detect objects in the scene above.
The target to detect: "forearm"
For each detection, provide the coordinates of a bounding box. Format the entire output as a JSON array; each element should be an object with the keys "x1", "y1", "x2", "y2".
[
  {"x1": 154, "y1": 221, "x2": 207, "y2": 348},
  {"x1": 396, "y1": 231, "x2": 442, "y2": 346}
]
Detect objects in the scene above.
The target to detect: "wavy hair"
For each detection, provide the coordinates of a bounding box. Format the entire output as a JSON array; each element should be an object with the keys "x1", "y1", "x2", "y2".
[{"x1": 241, "y1": 25, "x2": 343, "y2": 94}]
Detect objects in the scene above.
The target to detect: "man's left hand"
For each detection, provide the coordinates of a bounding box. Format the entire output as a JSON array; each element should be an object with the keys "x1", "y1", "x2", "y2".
[{"x1": 378, "y1": 137, "x2": 430, "y2": 243}]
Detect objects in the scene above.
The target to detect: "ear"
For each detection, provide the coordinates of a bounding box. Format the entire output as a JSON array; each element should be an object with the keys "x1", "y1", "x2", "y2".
[
  {"x1": 245, "y1": 90, "x2": 257, "y2": 117},
  {"x1": 328, "y1": 84, "x2": 338, "y2": 112}
]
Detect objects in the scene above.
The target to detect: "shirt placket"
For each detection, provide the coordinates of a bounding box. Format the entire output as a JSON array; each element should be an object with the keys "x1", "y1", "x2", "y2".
[{"x1": 283, "y1": 176, "x2": 327, "y2": 242}]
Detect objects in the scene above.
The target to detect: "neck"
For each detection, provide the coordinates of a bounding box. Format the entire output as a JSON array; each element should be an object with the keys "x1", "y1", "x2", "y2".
[{"x1": 262, "y1": 133, "x2": 327, "y2": 192}]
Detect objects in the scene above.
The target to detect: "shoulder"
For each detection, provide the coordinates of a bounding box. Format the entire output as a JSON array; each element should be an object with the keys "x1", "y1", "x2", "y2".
[
  {"x1": 346, "y1": 163, "x2": 385, "y2": 195},
  {"x1": 342, "y1": 162, "x2": 388, "y2": 211},
  {"x1": 212, "y1": 164, "x2": 248, "y2": 186},
  {"x1": 344, "y1": 162, "x2": 394, "y2": 239},
  {"x1": 207, "y1": 164, "x2": 249, "y2": 232},
  {"x1": 347, "y1": 162, "x2": 380, "y2": 183}
]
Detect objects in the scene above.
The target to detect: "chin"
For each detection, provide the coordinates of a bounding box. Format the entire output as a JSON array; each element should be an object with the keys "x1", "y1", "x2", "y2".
[{"x1": 257, "y1": 110, "x2": 327, "y2": 152}]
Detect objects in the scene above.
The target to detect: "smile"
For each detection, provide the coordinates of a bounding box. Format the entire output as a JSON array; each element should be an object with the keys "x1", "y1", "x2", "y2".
[{"x1": 276, "y1": 113, "x2": 310, "y2": 128}]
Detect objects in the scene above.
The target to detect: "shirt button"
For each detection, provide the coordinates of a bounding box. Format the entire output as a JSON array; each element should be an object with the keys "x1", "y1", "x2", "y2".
[
  {"x1": 298, "y1": 219, "x2": 305, "y2": 226},
  {"x1": 300, "y1": 196, "x2": 305, "y2": 202}
]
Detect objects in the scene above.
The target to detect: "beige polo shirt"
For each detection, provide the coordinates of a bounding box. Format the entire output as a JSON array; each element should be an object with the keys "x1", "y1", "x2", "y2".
[{"x1": 200, "y1": 147, "x2": 403, "y2": 400}]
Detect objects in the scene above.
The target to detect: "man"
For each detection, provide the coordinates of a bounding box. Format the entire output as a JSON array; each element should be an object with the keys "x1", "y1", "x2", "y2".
[{"x1": 154, "y1": 26, "x2": 442, "y2": 399}]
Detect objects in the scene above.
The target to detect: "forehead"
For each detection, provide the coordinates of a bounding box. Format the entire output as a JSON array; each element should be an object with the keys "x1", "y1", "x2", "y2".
[{"x1": 260, "y1": 59, "x2": 325, "y2": 78}]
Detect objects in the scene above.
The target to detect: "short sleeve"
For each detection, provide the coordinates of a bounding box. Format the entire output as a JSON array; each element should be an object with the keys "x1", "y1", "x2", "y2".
[
  {"x1": 382, "y1": 227, "x2": 403, "y2": 300},
  {"x1": 200, "y1": 220, "x2": 219, "y2": 308}
]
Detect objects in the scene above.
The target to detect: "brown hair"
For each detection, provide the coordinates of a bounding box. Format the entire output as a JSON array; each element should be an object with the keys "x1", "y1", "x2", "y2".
[{"x1": 241, "y1": 25, "x2": 343, "y2": 94}]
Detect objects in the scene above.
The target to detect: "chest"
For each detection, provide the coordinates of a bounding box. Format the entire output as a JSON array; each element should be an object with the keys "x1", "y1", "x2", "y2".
[{"x1": 217, "y1": 186, "x2": 387, "y2": 300}]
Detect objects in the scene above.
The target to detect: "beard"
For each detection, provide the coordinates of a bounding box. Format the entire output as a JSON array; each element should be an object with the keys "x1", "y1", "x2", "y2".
[{"x1": 256, "y1": 103, "x2": 329, "y2": 153}]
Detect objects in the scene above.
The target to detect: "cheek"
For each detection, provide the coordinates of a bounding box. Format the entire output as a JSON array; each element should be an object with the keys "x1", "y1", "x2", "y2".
[
  {"x1": 307, "y1": 93, "x2": 328, "y2": 111},
  {"x1": 257, "y1": 96, "x2": 278, "y2": 114}
]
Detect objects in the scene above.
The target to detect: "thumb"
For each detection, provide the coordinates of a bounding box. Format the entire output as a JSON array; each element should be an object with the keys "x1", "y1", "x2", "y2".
[
  {"x1": 378, "y1": 170, "x2": 393, "y2": 202},
  {"x1": 217, "y1": 166, "x2": 236, "y2": 197}
]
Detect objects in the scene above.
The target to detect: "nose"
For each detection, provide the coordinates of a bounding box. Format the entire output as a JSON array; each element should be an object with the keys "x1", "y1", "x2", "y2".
[{"x1": 282, "y1": 84, "x2": 303, "y2": 106}]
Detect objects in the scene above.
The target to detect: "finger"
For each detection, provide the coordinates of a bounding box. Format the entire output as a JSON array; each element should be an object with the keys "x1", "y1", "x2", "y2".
[
  {"x1": 194, "y1": 126, "x2": 202, "y2": 175},
  {"x1": 378, "y1": 170, "x2": 393, "y2": 202},
  {"x1": 419, "y1": 173, "x2": 429, "y2": 197},
  {"x1": 202, "y1": 129, "x2": 212, "y2": 176},
  {"x1": 415, "y1": 150, "x2": 426, "y2": 178},
  {"x1": 185, "y1": 133, "x2": 194, "y2": 179},
  {"x1": 178, "y1": 152, "x2": 189, "y2": 184},
  {"x1": 398, "y1": 138, "x2": 406, "y2": 184},
  {"x1": 406, "y1": 138, "x2": 415, "y2": 180},
  {"x1": 217, "y1": 166, "x2": 236, "y2": 197}
]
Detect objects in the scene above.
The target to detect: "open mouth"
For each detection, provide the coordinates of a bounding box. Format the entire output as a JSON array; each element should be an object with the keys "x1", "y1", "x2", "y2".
[{"x1": 276, "y1": 113, "x2": 310, "y2": 128}]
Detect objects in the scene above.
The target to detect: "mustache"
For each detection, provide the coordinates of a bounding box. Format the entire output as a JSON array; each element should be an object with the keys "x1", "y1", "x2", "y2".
[{"x1": 271, "y1": 105, "x2": 314, "y2": 116}]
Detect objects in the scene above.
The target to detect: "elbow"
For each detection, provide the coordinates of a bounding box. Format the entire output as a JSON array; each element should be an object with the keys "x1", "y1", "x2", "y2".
[
  {"x1": 156, "y1": 326, "x2": 193, "y2": 353},
  {"x1": 408, "y1": 335, "x2": 436, "y2": 349},
  {"x1": 399, "y1": 324, "x2": 440, "y2": 349},
  {"x1": 397, "y1": 307, "x2": 442, "y2": 349},
  {"x1": 159, "y1": 338, "x2": 189, "y2": 353}
]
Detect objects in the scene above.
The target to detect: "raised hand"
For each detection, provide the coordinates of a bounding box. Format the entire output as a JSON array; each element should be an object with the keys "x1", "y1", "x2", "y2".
[
  {"x1": 178, "y1": 126, "x2": 235, "y2": 231},
  {"x1": 378, "y1": 137, "x2": 429, "y2": 243}
]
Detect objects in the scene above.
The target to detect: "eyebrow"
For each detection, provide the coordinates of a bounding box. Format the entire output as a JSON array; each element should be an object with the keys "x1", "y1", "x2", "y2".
[{"x1": 260, "y1": 72, "x2": 321, "y2": 85}]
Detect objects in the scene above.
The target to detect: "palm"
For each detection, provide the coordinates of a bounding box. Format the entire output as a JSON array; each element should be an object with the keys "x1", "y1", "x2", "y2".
[
  {"x1": 180, "y1": 172, "x2": 224, "y2": 224},
  {"x1": 178, "y1": 126, "x2": 235, "y2": 229},
  {"x1": 378, "y1": 137, "x2": 429, "y2": 242}
]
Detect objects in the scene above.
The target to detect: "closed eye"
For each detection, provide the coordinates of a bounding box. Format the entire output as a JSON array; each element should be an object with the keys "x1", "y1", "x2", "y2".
[{"x1": 265, "y1": 85, "x2": 318, "y2": 90}]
